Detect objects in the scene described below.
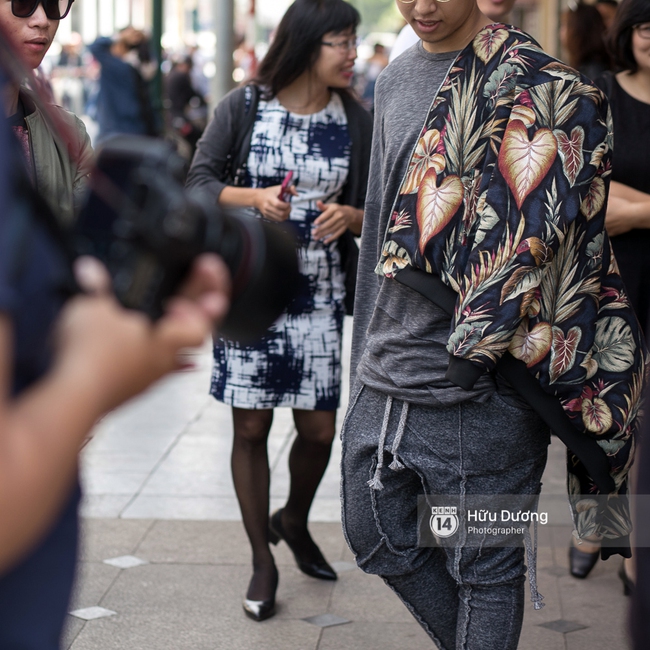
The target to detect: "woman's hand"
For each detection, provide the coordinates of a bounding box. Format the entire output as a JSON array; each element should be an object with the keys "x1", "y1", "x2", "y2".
[
  {"x1": 54, "y1": 254, "x2": 231, "y2": 414},
  {"x1": 253, "y1": 185, "x2": 298, "y2": 222},
  {"x1": 606, "y1": 182, "x2": 650, "y2": 236},
  {"x1": 606, "y1": 196, "x2": 636, "y2": 237},
  {"x1": 312, "y1": 201, "x2": 363, "y2": 243}
]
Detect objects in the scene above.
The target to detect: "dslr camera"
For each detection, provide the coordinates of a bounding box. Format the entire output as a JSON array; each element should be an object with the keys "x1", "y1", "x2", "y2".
[{"x1": 75, "y1": 137, "x2": 299, "y2": 343}]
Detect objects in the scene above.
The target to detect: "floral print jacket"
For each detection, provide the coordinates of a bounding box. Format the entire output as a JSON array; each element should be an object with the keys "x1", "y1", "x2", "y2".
[{"x1": 377, "y1": 25, "x2": 645, "y2": 544}]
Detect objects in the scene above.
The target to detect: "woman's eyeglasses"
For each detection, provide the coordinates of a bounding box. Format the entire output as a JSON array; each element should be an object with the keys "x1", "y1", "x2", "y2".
[
  {"x1": 634, "y1": 23, "x2": 650, "y2": 40},
  {"x1": 11, "y1": 0, "x2": 74, "y2": 20},
  {"x1": 321, "y1": 37, "x2": 360, "y2": 53}
]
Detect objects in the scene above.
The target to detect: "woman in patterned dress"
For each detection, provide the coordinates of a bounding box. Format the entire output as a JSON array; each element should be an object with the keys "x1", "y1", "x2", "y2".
[{"x1": 186, "y1": 0, "x2": 372, "y2": 622}]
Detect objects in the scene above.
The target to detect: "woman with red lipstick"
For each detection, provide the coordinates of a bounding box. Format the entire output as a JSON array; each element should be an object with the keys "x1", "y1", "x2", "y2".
[
  {"x1": 187, "y1": 0, "x2": 372, "y2": 623},
  {"x1": 1, "y1": 0, "x2": 93, "y2": 226}
]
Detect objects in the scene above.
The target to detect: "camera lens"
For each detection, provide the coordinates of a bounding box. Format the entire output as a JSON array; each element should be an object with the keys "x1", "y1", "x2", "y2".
[
  {"x1": 204, "y1": 208, "x2": 299, "y2": 343},
  {"x1": 76, "y1": 137, "x2": 300, "y2": 344}
]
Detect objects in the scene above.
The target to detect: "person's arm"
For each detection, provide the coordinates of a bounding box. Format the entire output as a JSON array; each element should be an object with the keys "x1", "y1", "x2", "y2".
[
  {"x1": 70, "y1": 114, "x2": 94, "y2": 214},
  {"x1": 444, "y1": 82, "x2": 612, "y2": 386},
  {"x1": 218, "y1": 185, "x2": 296, "y2": 222},
  {"x1": 185, "y1": 87, "x2": 246, "y2": 198},
  {"x1": 187, "y1": 87, "x2": 295, "y2": 222},
  {"x1": 349, "y1": 87, "x2": 384, "y2": 383},
  {"x1": 0, "y1": 254, "x2": 229, "y2": 573},
  {"x1": 606, "y1": 180, "x2": 650, "y2": 236},
  {"x1": 87, "y1": 37, "x2": 119, "y2": 69}
]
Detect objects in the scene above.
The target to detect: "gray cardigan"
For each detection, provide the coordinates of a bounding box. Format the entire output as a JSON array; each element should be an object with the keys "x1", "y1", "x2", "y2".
[{"x1": 185, "y1": 85, "x2": 372, "y2": 210}]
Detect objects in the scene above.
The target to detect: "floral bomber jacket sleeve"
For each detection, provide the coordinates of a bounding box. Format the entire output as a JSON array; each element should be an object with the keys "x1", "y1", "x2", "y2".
[{"x1": 377, "y1": 24, "x2": 646, "y2": 544}]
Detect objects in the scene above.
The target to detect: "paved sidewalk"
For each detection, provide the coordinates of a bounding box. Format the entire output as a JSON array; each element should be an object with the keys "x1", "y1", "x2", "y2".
[{"x1": 65, "y1": 320, "x2": 632, "y2": 649}]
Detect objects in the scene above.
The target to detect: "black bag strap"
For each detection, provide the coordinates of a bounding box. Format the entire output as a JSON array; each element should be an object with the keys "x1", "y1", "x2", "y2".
[
  {"x1": 394, "y1": 265, "x2": 615, "y2": 495},
  {"x1": 229, "y1": 84, "x2": 260, "y2": 185}
]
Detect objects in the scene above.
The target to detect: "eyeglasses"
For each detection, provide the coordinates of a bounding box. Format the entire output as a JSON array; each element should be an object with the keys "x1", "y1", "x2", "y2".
[
  {"x1": 634, "y1": 23, "x2": 650, "y2": 40},
  {"x1": 321, "y1": 37, "x2": 360, "y2": 52},
  {"x1": 11, "y1": 0, "x2": 75, "y2": 20}
]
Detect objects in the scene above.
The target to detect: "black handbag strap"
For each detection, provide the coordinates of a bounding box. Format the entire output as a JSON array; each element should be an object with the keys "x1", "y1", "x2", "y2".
[
  {"x1": 394, "y1": 265, "x2": 615, "y2": 494},
  {"x1": 229, "y1": 84, "x2": 260, "y2": 185}
]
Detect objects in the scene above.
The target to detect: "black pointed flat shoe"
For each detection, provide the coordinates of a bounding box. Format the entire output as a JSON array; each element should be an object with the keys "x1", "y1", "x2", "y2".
[
  {"x1": 569, "y1": 543, "x2": 600, "y2": 579},
  {"x1": 269, "y1": 509, "x2": 337, "y2": 581}
]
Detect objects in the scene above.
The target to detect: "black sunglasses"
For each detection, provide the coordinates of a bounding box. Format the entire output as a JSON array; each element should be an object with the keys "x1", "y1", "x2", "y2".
[{"x1": 11, "y1": 0, "x2": 74, "y2": 20}]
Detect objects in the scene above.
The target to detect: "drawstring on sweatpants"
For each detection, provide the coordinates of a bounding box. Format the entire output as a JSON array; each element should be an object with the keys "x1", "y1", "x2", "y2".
[
  {"x1": 368, "y1": 397, "x2": 410, "y2": 490},
  {"x1": 522, "y1": 516, "x2": 545, "y2": 610},
  {"x1": 389, "y1": 401, "x2": 409, "y2": 471}
]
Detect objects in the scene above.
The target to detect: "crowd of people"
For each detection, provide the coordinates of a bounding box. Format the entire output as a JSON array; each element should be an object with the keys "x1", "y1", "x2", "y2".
[{"x1": 2, "y1": 0, "x2": 650, "y2": 648}]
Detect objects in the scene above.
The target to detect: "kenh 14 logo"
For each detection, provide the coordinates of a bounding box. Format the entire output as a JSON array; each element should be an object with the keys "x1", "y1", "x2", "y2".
[{"x1": 430, "y1": 506, "x2": 459, "y2": 539}]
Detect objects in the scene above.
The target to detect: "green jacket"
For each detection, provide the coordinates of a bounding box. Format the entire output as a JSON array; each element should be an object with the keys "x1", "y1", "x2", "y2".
[{"x1": 21, "y1": 89, "x2": 94, "y2": 225}]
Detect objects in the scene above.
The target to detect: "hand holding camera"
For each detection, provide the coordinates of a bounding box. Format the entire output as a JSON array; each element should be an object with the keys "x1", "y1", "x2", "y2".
[{"x1": 53, "y1": 254, "x2": 230, "y2": 416}]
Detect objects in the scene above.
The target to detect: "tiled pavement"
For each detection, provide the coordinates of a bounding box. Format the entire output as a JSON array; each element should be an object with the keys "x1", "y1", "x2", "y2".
[{"x1": 65, "y1": 319, "x2": 632, "y2": 649}]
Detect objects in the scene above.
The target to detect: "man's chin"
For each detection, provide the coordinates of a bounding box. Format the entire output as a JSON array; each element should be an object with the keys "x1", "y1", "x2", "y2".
[{"x1": 410, "y1": 22, "x2": 445, "y2": 44}]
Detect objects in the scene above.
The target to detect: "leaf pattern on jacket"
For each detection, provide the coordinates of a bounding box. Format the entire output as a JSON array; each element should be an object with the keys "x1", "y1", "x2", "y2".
[
  {"x1": 554, "y1": 126, "x2": 585, "y2": 186},
  {"x1": 416, "y1": 171, "x2": 464, "y2": 253},
  {"x1": 375, "y1": 24, "x2": 646, "y2": 543},
  {"x1": 498, "y1": 120, "x2": 558, "y2": 209}
]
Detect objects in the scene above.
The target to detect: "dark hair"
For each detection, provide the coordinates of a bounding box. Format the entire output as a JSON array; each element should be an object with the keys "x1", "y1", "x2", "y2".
[
  {"x1": 596, "y1": 0, "x2": 618, "y2": 7},
  {"x1": 609, "y1": 0, "x2": 650, "y2": 72},
  {"x1": 563, "y1": 3, "x2": 611, "y2": 71},
  {"x1": 254, "y1": 0, "x2": 360, "y2": 99}
]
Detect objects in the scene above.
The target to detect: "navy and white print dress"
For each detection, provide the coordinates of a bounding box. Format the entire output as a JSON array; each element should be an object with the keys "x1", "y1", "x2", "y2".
[{"x1": 211, "y1": 93, "x2": 351, "y2": 410}]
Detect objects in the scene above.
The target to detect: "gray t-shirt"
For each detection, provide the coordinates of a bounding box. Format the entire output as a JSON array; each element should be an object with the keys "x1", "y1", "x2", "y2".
[{"x1": 354, "y1": 42, "x2": 496, "y2": 406}]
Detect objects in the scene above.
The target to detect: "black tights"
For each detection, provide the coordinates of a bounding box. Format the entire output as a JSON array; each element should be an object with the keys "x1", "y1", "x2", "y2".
[{"x1": 231, "y1": 407, "x2": 335, "y2": 600}]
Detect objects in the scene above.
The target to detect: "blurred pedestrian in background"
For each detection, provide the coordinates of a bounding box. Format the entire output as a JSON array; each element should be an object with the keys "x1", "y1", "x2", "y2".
[
  {"x1": 560, "y1": 1, "x2": 612, "y2": 81},
  {"x1": 596, "y1": 0, "x2": 620, "y2": 31},
  {"x1": 187, "y1": 0, "x2": 372, "y2": 623},
  {"x1": 1, "y1": 0, "x2": 93, "y2": 227},
  {"x1": 598, "y1": 2, "x2": 650, "y2": 341},
  {"x1": 0, "y1": 22, "x2": 231, "y2": 650},
  {"x1": 51, "y1": 32, "x2": 88, "y2": 117},
  {"x1": 165, "y1": 56, "x2": 208, "y2": 159},
  {"x1": 360, "y1": 42, "x2": 388, "y2": 110},
  {"x1": 567, "y1": 0, "x2": 650, "y2": 595},
  {"x1": 89, "y1": 27, "x2": 159, "y2": 142}
]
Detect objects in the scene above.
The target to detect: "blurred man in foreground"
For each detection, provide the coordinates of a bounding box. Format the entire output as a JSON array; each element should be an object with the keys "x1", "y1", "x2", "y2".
[{"x1": 0, "y1": 26, "x2": 231, "y2": 648}]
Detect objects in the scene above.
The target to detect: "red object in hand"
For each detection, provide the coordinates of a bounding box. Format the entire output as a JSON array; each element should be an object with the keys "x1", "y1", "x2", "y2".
[{"x1": 278, "y1": 171, "x2": 294, "y2": 202}]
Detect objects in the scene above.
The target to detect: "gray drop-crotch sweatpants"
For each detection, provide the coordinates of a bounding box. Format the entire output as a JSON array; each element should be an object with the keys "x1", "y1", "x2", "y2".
[{"x1": 340, "y1": 383, "x2": 550, "y2": 650}]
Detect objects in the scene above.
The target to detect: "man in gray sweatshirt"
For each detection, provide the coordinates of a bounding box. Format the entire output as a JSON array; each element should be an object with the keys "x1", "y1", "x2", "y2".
[{"x1": 338, "y1": 0, "x2": 616, "y2": 647}]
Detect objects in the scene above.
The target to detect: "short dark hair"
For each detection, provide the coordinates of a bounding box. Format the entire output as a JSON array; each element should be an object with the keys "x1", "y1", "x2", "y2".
[
  {"x1": 609, "y1": 0, "x2": 650, "y2": 72},
  {"x1": 254, "y1": 0, "x2": 360, "y2": 99}
]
